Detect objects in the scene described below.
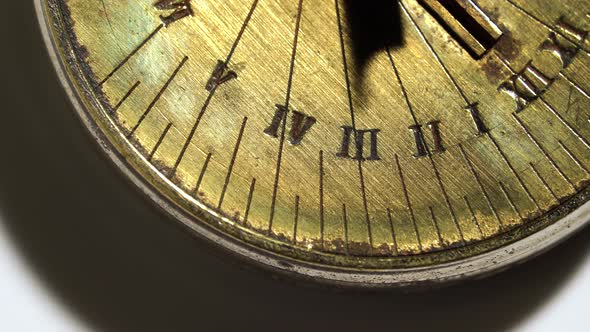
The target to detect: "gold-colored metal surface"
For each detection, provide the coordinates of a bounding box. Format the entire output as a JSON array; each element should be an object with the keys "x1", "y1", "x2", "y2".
[{"x1": 38, "y1": 0, "x2": 590, "y2": 285}]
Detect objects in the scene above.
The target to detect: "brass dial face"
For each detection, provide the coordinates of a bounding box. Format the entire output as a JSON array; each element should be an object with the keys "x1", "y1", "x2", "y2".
[{"x1": 37, "y1": 0, "x2": 590, "y2": 286}]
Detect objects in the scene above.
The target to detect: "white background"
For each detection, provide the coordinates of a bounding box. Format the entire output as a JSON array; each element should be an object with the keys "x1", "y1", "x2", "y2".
[
  {"x1": 0, "y1": 220, "x2": 589, "y2": 332},
  {"x1": 3, "y1": 1, "x2": 588, "y2": 331},
  {"x1": 0, "y1": 226, "x2": 87, "y2": 332}
]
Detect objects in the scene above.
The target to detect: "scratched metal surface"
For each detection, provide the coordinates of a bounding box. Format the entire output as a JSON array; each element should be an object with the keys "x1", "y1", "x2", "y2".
[{"x1": 38, "y1": 0, "x2": 590, "y2": 286}]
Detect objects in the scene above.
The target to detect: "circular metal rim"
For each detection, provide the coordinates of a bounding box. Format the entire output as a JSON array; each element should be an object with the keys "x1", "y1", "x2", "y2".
[{"x1": 35, "y1": 0, "x2": 590, "y2": 288}]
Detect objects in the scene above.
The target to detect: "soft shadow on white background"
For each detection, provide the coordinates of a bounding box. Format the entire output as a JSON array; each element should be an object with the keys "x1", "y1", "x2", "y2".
[
  {"x1": 0, "y1": 225, "x2": 88, "y2": 332},
  {"x1": 1, "y1": 1, "x2": 589, "y2": 331}
]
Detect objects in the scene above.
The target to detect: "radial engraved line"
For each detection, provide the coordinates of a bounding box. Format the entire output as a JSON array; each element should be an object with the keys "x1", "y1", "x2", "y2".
[
  {"x1": 112, "y1": 81, "x2": 141, "y2": 114},
  {"x1": 499, "y1": 181, "x2": 522, "y2": 219},
  {"x1": 128, "y1": 56, "x2": 188, "y2": 137},
  {"x1": 386, "y1": 208, "x2": 399, "y2": 255},
  {"x1": 429, "y1": 207, "x2": 444, "y2": 246},
  {"x1": 530, "y1": 163, "x2": 559, "y2": 202},
  {"x1": 395, "y1": 154, "x2": 423, "y2": 252},
  {"x1": 540, "y1": 98, "x2": 590, "y2": 150},
  {"x1": 559, "y1": 140, "x2": 590, "y2": 176},
  {"x1": 399, "y1": 0, "x2": 471, "y2": 105},
  {"x1": 244, "y1": 178, "x2": 257, "y2": 224},
  {"x1": 218, "y1": 117, "x2": 248, "y2": 209},
  {"x1": 268, "y1": 0, "x2": 305, "y2": 234},
  {"x1": 458, "y1": 144, "x2": 503, "y2": 229},
  {"x1": 99, "y1": 25, "x2": 164, "y2": 86},
  {"x1": 491, "y1": 51, "x2": 578, "y2": 210},
  {"x1": 488, "y1": 132, "x2": 541, "y2": 211},
  {"x1": 463, "y1": 196, "x2": 484, "y2": 237},
  {"x1": 149, "y1": 122, "x2": 173, "y2": 161},
  {"x1": 319, "y1": 150, "x2": 325, "y2": 248},
  {"x1": 501, "y1": 0, "x2": 590, "y2": 53},
  {"x1": 293, "y1": 195, "x2": 301, "y2": 243},
  {"x1": 512, "y1": 114, "x2": 576, "y2": 191},
  {"x1": 171, "y1": 0, "x2": 260, "y2": 175},
  {"x1": 494, "y1": 53, "x2": 590, "y2": 150},
  {"x1": 193, "y1": 153, "x2": 212, "y2": 196},
  {"x1": 100, "y1": 0, "x2": 116, "y2": 36},
  {"x1": 335, "y1": 0, "x2": 374, "y2": 251},
  {"x1": 559, "y1": 73, "x2": 590, "y2": 100},
  {"x1": 342, "y1": 204, "x2": 350, "y2": 255},
  {"x1": 225, "y1": 1, "x2": 260, "y2": 65},
  {"x1": 387, "y1": 50, "x2": 465, "y2": 245}
]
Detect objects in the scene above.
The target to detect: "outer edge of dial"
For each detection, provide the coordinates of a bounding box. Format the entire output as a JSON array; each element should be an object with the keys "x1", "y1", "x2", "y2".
[{"x1": 35, "y1": 0, "x2": 590, "y2": 288}]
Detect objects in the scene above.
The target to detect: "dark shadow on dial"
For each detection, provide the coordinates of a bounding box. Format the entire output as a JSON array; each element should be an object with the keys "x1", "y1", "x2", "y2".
[
  {"x1": 343, "y1": 0, "x2": 404, "y2": 70},
  {"x1": 2, "y1": 1, "x2": 590, "y2": 331},
  {"x1": 343, "y1": 0, "x2": 403, "y2": 99}
]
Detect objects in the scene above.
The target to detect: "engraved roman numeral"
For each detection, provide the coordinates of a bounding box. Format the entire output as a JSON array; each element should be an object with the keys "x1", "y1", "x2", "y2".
[
  {"x1": 418, "y1": 0, "x2": 502, "y2": 59},
  {"x1": 409, "y1": 121, "x2": 445, "y2": 158},
  {"x1": 499, "y1": 61, "x2": 553, "y2": 113},
  {"x1": 289, "y1": 110, "x2": 317, "y2": 145},
  {"x1": 540, "y1": 18, "x2": 588, "y2": 68},
  {"x1": 206, "y1": 60, "x2": 237, "y2": 91},
  {"x1": 154, "y1": 0, "x2": 193, "y2": 26},
  {"x1": 336, "y1": 126, "x2": 381, "y2": 161},
  {"x1": 541, "y1": 32, "x2": 578, "y2": 68},
  {"x1": 264, "y1": 105, "x2": 317, "y2": 146},
  {"x1": 499, "y1": 19, "x2": 587, "y2": 113}
]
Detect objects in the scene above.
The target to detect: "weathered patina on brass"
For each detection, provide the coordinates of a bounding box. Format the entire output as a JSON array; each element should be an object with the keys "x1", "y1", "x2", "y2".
[{"x1": 36, "y1": 0, "x2": 590, "y2": 287}]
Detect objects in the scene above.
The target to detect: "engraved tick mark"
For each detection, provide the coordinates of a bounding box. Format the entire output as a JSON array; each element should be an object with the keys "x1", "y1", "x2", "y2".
[
  {"x1": 218, "y1": 117, "x2": 248, "y2": 209},
  {"x1": 502, "y1": 0, "x2": 589, "y2": 53},
  {"x1": 128, "y1": 56, "x2": 188, "y2": 137},
  {"x1": 112, "y1": 81, "x2": 140, "y2": 114},
  {"x1": 459, "y1": 144, "x2": 503, "y2": 230},
  {"x1": 499, "y1": 181, "x2": 522, "y2": 220},
  {"x1": 243, "y1": 178, "x2": 256, "y2": 225},
  {"x1": 99, "y1": 26, "x2": 163, "y2": 86},
  {"x1": 386, "y1": 208, "x2": 398, "y2": 255},
  {"x1": 193, "y1": 153, "x2": 212, "y2": 197},
  {"x1": 292, "y1": 195, "x2": 300, "y2": 244},
  {"x1": 170, "y1": 0, "x2": 259, "y2": 176},
  {"x1": 148, "y1": 123, "x2": 173, "y2": 162}
]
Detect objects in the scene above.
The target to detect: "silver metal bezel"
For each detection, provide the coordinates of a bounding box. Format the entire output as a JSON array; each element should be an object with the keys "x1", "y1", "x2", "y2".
[{"x1": 35, "y1": 0, "x2": 590, "y2": 288}]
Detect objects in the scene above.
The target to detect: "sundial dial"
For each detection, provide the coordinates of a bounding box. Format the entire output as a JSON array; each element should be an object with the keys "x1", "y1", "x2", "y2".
[{"x1": 36, "y1": 0, "x2": 590, "y2": 287}]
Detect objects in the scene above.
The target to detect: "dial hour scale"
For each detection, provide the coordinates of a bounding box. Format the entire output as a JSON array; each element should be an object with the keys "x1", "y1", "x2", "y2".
[{"x1": 36, "y1": 0, "x2": 590, "y2": 287}]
